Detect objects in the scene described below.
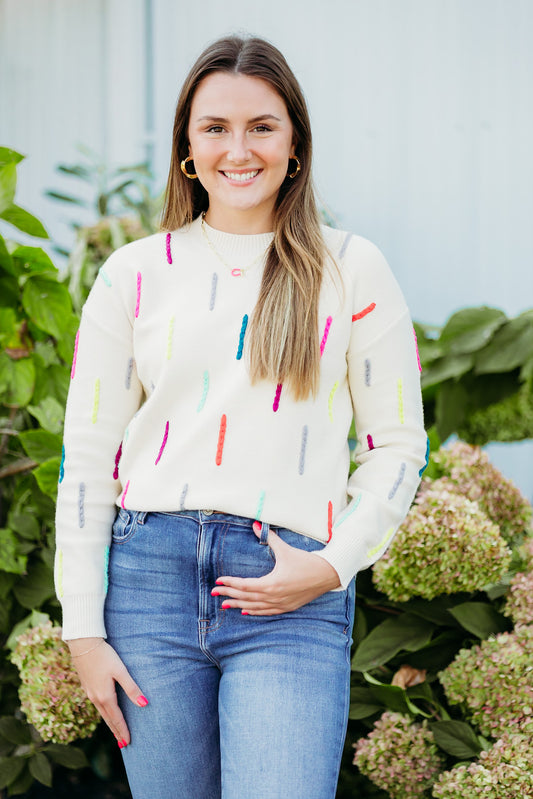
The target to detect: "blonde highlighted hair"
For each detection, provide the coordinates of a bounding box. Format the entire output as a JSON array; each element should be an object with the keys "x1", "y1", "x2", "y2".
[{"x1": 161, "y1": 35, "x2": 330, "y2": 399}]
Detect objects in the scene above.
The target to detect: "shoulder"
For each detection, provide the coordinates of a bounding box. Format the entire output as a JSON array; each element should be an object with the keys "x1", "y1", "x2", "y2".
[{"x1": 321, "y1": 225, "x2": 408, "y2": 315}]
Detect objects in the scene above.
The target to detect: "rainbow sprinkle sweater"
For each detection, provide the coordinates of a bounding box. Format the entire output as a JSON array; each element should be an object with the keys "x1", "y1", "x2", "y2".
[{"x1": 55, "y1": 215, "x2": 427, "y2": 639}]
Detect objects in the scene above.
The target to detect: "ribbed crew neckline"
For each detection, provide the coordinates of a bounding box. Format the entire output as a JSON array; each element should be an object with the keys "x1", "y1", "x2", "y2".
[{"x1": 195, "y1": 215, "x2": 274, "y2": 269}]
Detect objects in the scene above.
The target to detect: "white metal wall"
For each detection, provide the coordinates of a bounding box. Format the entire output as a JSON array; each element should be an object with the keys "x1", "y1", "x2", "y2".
[{"x1": 1, "y1": 0, "x2": 532, "y2": 496}]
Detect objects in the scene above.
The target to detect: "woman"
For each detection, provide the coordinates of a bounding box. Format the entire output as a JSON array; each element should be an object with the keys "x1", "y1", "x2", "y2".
[{"x1": 56, "y1": 34, "x2": 427, "y2": 799}]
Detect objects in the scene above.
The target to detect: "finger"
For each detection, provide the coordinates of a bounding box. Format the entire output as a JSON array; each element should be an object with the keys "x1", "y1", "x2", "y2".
[
  {"x1": 98, "y1": 698, "x2": 131, "y2": 747},
  {"x1": 114, "y1": 665, "x2": 149, "y2": 710},
  {"x1": 214, "y1": 575, "x2": 270, "y2": 592}
]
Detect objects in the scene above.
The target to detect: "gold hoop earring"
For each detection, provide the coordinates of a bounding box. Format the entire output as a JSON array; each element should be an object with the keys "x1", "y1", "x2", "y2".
[
  {"x1": 180, "y1": 156, "x2": 198, "y2": 179},
  {"x1": 287, "y1": 155, "x2": 301, "y2": 179}
]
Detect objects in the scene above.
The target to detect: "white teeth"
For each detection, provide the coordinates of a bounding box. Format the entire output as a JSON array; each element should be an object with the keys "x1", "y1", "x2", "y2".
[{"x1": 223, "y1": 170, "x2": 259, "y2": 182}]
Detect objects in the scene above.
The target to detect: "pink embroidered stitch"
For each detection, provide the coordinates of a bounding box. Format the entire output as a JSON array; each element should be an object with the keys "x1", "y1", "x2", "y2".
[
  {"x1": 273, "y1": 383, "x2": 282, "y2": 412},
  {"x1": 327, "y1": 501, "x2": 333, "y2": 542},
  {"x1": 367, "y1": 434, "x2": 375, "y2": 450},
  {"x1": 320, "y1": 316, "x2": 333, "y2": 356},
  {"x1": 352, "y1": 302, "x2": 376, "y2": 322},
  {"x1": 413, "y1": 327, "x2": 422, "y2": 372},
  {"x1": 135, "y1": 272, "x2": 142, "y2": 318},
  {"x1": 113, "y1": 442, "x2": 122, "y2": 479},
  {"x1": 121, "y1": 480, "x2": 130, "y2": 509},
  {"x1": 71, "y1": 330, "x2": 80, "y2": 379},
  {"x1": 216, "y1": 415, "x2": 227, "y2": 465},
  {"x1": 165, "y1": 233, "x2": 172, "y2": 264},
  {"x1": 155, "y1": 421, "x2": 169, "y2": 465}
]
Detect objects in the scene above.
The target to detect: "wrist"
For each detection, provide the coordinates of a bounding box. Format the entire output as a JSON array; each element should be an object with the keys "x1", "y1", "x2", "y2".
[{"x1": 66, "y1": 637, "x2": 104, "y2": 656}]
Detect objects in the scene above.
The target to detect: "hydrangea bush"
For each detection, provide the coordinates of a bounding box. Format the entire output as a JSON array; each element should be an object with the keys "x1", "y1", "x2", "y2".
[
  {"x1": 353, "y1": 712, "x2": 444, "y2": 798},
  {"x1": 372, "y1": 477, "x2": 511, "y2": 601},
  {"x1": 10, "y1": 621, "x2": 101, "y2": 744},
  {"x1": 432, "y1": 725, "x2": 533, "y2": 799},
  {"x1": 432, "y1": 441, "x2": 532, "y2": 542},
  {"x1": 438, "y1": 624, "x2": 533, "y2": 739},
  {"x1": 503, "y1": 570, "x2": 533, "y2": 625}
]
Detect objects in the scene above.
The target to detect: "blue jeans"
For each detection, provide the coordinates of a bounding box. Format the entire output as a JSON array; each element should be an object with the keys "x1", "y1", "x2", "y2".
[{"x1": 104, "y1": 509, "x2": 355, "y2": 799}]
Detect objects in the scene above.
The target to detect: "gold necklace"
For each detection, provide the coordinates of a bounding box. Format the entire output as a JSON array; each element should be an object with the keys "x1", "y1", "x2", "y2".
[{"x1": 201, "y1": 213, "x2": 268, "y2": 277}]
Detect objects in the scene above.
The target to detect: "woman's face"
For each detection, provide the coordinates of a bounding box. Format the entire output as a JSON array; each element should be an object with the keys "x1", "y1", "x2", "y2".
[{"x1": 187, "y1": 72, "x2": 295, "y2": 233}]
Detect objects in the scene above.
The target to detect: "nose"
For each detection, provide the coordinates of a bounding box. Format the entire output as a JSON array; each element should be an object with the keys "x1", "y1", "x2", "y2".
[{"x1": 227, "y1": 132, "x2": 251, "y2": 163}]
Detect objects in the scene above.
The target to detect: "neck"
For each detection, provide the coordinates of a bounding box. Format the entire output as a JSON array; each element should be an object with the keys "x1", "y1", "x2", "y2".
[{"x1": 203, "y1": 207, "x2": 274, "y2": 235}]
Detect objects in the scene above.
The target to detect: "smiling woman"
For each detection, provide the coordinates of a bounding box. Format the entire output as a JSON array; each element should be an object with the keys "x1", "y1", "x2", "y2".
[{"x1": 55, "y1": 33, "x2": 427, "y2": 799}]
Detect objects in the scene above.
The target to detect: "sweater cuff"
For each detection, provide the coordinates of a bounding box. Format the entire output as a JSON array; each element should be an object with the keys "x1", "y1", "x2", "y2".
[
  {"x1": 60, "y1": 594, "x2": 107, "y2": 641},
  {"x1": 310, "y1": 550, "x2": 355, "y2": 591}
]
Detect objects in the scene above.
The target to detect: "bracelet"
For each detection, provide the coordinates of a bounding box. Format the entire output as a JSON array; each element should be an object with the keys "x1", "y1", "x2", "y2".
[{"x1": 69, "y1": 639, "x2": 105, "y2": 658}]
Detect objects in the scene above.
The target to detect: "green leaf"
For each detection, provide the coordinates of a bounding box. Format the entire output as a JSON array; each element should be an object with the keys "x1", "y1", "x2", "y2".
[
  {"x1": 421, "y1": 353, "x2": 474, "y2": 389},
  {"x1": 363, "y1": 672, "x2": 427, "y2": 716},
  {"x1": 33, "y1": 456, "x2": 62, "y2": 500},
  {"x1": 475, "y1": 312, "x2": 533, "y2": 374},
  {"x1": 0, "y1": 163, "x2": 17, "y2": 214},
  {"x1": 12, "y1": 246, "x2": 57, "y2": 275},
  {"x1": 348, "y1": 687, "x2": 382, "y2": 720},
  {"x1": 29, "y1": 752, "x2": 52, "y2": 787},
  {"x1": 429, "y1": 720, "x2": 482, "y2": 758},
  {"x1": 45, "y1": 191, "x2": 88, "y2": 207},
  {"x1": 5, "y1": 763, "x2": 34, "y2": 796},
  {"x1": 435, "y1": 379, "x2": 469, "y2": 441},
  {"x1": 0, "y1": 204, "x2": 48, "y2": 238},
  {"x1": 447, "y1": 602, "x2": 510, "y2": 639},
  {"x1": 0, "y1": 148, "x2": 24, "y2": 166},
  {"x1": 439, "y1": 307, "x2": 507, "y2": 355},
  {"x1": 22, "y1": 277, "x2": 72, "y2": 337},
  {"x1": 0, "y1": 756, "x2": 26, "y2": 790},
  {"x1": 0, "y1": 353, "x2": 35, "y2": 407},
  {"x1": 19, "y1": 430, "x2": 62, "y2": 463},
  {"x1": 351, "y1": 613, "x2": 435, "y2": 672},
  {"x1": 0, "y1": 529, "x2": 27, "y2": 574},
  {"x1": 0, "y1": 233, "x2": 15, "y2": 273},
  {"x1": 13, "y1": 560, "x2": 55, "y2": 609},
  {"x1": 401, "y1": 630, "x2": 465, "y2": 671},
  {"x1": 45, "y1": 744, "x2": 88, "y2": 769},
  {"x1": 28, "y1": 396, "x2": 66, "y2": 434},
  {"x1": 404, "y1": 596, "x2": 465, "y2": 627},
  {"x1": 0, "y1": 717, "x2": 32, "y2": 746}
]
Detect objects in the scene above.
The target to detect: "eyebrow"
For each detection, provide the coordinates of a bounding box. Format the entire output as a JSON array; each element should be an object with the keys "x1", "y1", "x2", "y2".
[{"x1": 195, "y1": 114, "x2": 282, "y2": 124}]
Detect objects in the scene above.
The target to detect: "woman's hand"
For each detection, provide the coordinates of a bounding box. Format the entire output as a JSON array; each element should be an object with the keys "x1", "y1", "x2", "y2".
[
  {"x1": 67, "y1": 638, "x2": 148, "y2": 748},
  {"x1": 212, "y1": 526, "x2": 341, "y2": 615}
]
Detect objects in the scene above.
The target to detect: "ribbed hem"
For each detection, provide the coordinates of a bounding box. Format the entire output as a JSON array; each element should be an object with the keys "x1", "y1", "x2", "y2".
[{"x1": 60, "y1": 594, "x2": 107, "y2": 641}]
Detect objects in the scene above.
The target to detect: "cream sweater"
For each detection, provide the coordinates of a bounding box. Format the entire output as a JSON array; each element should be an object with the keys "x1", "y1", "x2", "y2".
[{"x1": 55, "y1": 216, "x2": 427, "y2": 639}]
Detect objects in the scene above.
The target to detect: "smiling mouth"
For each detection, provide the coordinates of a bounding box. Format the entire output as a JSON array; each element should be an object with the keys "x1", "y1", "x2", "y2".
[{"x1": 222, "y1": 170, "x2": 261, "y2": 182}]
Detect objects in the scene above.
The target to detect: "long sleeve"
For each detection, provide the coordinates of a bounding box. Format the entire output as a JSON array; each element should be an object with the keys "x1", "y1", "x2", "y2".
[
  {"x1": 55, "y1": 250, "x2": 143, "y2": 639},
  {"x1": 314, "y1": 235, "x2": 428, "y2": 587}
]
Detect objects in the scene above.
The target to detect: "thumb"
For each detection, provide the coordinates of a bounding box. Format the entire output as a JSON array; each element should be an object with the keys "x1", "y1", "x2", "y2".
[
  {"x1": 252, "y1": 521, "x2": 285, "y2": 552},
  {"x1": 115, "y1": 667, "x2": 149, "y2": 708}
]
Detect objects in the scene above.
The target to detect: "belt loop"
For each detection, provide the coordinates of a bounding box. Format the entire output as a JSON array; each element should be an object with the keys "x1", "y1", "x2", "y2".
[{"x1": 259, "y1": 521, "x2": 270, "y2": 545}]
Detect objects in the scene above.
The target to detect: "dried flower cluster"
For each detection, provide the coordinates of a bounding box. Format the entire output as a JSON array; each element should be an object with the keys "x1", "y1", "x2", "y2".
[
  {"x1": 353, "y1": 711, "x2": 443, "y2": 798},
  {"x1": 372, "y1": 477, "x2": 511, "y2": 601},
  {"x1": 432, "y1": 441, "x2": 532, "y2": 542},
  {"x1": 10, "y1": 621, "x2": 100, "y2": 744},
  {"x1": 432, "y1": 725, "x2": 533, "y2": 799},
  {"x1": 439, "y1": 624, "x2": 533, "y2": 739},
  {"x1": 503, "y1": 570, "x2": 533, "y2": 625}
]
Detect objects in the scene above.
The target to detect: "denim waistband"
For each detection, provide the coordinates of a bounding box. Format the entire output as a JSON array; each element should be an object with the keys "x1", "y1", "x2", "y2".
[{"x1": 155, "y1": 509, "x2": 263, "y2": 530}]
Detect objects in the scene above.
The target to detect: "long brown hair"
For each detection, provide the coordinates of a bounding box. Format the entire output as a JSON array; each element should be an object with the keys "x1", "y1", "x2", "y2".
[{"x1": 161, "y1": 35, "x2": 328, "y2": 399}]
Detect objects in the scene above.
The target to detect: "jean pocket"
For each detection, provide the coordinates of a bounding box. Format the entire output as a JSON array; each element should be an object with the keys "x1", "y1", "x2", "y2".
[{"x1": 112, "y1": 508, "x2": 142, "y2": 543}]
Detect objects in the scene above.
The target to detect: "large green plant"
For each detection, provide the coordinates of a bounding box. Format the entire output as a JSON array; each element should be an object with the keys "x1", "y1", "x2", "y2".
[
  {"x1": 416, "y1": 307, "x2": 533, "y2": 443},
  {"x1": 0, "y1": 147, "x2": 93, "y2": 795}
]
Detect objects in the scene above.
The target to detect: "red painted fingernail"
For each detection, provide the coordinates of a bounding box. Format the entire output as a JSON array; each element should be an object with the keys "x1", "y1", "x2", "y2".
[
  {"x1": 215, "y1": 578, "x2": 224, "y2": 585},
  {"x1": 242, "y1": 610, "x2": 249, "y2": 616},
  {"x1": 137, "y1": 695, "x2": 149, "y2": 707},
  {"x1": 221, "y1": 602, "x2": 231, "y2": 609},
  {"x1": 211, "y1": 589, "x2": 220, "y2": 596},
  {"x1": 118, "y1": 739, "x2": 126, "y2": 749},
  {"x1": 253, "y1": 521, "x2": 261, "y2": 533}
]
